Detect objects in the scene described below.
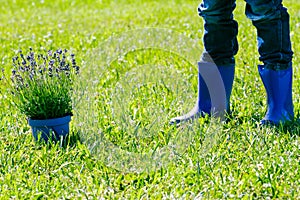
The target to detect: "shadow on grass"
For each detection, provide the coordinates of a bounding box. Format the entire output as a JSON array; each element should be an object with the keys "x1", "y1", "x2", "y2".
[
  {"x1": 34, "y1": 130, "x2": 82, "y2": 149},
  {"x1": 224, "y1": 107, "x2": 300, "y2": 136},
  {"x1": 275, "y1": 118, "x2": 300, "y2": 136},
  {"x1": 62, "y1": 130, "x2": 82, "y2": 147}
]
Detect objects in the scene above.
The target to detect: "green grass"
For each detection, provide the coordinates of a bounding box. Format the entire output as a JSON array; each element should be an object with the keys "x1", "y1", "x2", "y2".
[{"x1": 1, "y1": 0, "x2": 300, "y2": 199}]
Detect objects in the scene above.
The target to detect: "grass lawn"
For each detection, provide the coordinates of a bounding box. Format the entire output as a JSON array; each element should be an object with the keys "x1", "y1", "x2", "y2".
[{"x1": 0, "y1": 0, "x2": 300, "y2": 199}]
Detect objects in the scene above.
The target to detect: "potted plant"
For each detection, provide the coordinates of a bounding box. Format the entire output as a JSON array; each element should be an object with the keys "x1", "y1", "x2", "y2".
[{"x1": 0, "y1": 48, "x2": 80, "y2": 143}]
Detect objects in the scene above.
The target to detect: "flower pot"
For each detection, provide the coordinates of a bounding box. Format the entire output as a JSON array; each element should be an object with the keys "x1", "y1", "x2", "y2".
[{"x1": 28, "y1": 115, "x2": 71, "y2": 142}]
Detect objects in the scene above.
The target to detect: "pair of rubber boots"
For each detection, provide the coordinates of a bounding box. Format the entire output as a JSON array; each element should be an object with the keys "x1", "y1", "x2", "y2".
[{"x1": 170, "y1": 62, "x2": 294, "y2": 125}]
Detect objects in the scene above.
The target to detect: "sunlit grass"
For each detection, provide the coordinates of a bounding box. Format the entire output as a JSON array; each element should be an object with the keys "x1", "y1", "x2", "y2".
[{"x1": 0, "y1": 0, "x2": 299, "y2": 198}]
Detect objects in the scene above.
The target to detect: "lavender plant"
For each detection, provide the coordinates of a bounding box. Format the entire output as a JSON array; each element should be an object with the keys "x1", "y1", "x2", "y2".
[{"x1": 1, "y1": 48, "x2": 80, "y2": 120}]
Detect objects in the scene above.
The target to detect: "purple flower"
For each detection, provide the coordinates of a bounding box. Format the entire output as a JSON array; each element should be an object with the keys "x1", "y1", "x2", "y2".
[
  {"x1": 49, "y1": 60, "x2": 55, "y2": 66},
  {"x1": 19, "y1": 66, "x2": 24, "y2": 72},
  {"x1": 48, "y1": 50, "x2": 53, "y2": 57},
  {"x1": 60, "y1": 61, "x2": 65, "y2": 68},
  {"x1": 72, "y1": 59, "x2": 76, "y2": 66},
  {"x1": 9, "y1": 48, "x2": 80, "y2": 98},
  {"x1": 56, "y1": 49, "x2": 63, "y2": 54},
  {"x1": 65, "y1": 71, "x2": 70, "y2": 76},
  {"x1": 29, "y1": 73, "x2": 34, "y2": 80},
  {"x1": 75, "y1": 66, "x2": 80, "y2": 74}
]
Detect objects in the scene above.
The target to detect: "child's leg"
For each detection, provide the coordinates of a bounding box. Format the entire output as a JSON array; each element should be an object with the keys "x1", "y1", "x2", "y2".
[
  {"x1": 245, "y1": 0, "x2": 294, "y2": 124},
  {"x1": 198, "y1": 0, "x2": 238, "y2": 66},
  {"x1": 170, "y1": 0, "x2": 237, "y2": 125},
  {"x1": 245, "y1": 0, "x2": 293, "y2": 69}
]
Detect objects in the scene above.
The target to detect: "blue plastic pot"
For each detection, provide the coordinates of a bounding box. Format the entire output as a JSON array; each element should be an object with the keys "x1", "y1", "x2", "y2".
[{"x1": 28, "y1": 115, "x2": 71, "y2": 142}]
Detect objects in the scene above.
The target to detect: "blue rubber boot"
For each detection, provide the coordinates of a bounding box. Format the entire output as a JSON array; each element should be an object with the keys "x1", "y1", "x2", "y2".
[
  {"x1": 258, "y1": 65, "x2": 294, "y2": 125},
  {"x1": 170, "y1": 62, "x2": 234, "y2": 125}
]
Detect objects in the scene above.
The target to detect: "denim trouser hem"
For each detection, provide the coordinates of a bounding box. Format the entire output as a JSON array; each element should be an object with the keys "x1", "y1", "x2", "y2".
[
  {"x1": 263, "y1": 62, "x2": 292, "y2": 71},
  {"x1": 198, "y1": 0, "x2": 293, "y2": 68},
  {"x1": 200, "y1": 51, "x2": 235, "y2": 67}
]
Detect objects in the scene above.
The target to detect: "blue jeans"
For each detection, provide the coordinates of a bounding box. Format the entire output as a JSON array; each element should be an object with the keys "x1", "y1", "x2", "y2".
[{"x1": 198, "y1": 0, "x2": 293, "y2": 70}]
